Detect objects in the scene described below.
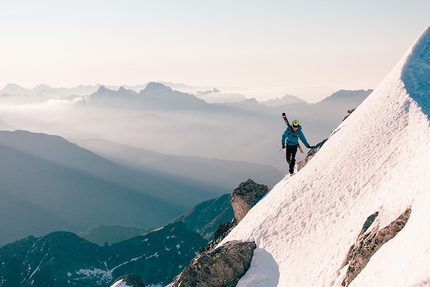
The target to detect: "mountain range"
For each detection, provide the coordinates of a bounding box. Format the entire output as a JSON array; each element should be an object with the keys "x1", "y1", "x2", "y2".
[
  {"x1": 171, "y1": 193, "x2": 234, "y2": 240},
  {"x1": 79, "y1": 225, "x2": 152, "y2": 246},
  {"x1": 0, "y1": 82, "x2": 246, "y2": 104},
  {"x1": 0, "y1": 189, "x2": 235, "y2": 286},
  {"x1": 73, "y1": 138, "x2": 284, "y2": 192},
  {"x1": 79, "y1": 192, "x2": 234, "y2": 246},
  {"x1": 0, "y1": 222, "x2": 206, "y2": 287},
  {"x1": 0, "y1": 83, "x2": 371, "y2": 247},
  {"x1": 0, "y1": 78, "x2": 371, "y2": 171},
  {"x1": 261, "y1": 94, "x2": 306, "y2": 107},
  {"x1": 71, "y1": 84, "x2": 371, "y2": 170},
  {"x1": 0, "y1": 130, "x2": 240, "y2": 246}
]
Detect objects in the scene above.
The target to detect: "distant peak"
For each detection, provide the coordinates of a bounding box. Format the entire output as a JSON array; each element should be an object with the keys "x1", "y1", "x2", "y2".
[
  {"x1": 261, "y1": 94, "x2": 306, "y2": 107},
  {"x1": 144, "y1": 82, "x2": 172, "y2": 92},
  {"x1": 2, "y1": 83, "x2": 26, "y2": 90},
  {"x1": 197, "y1": 88, "x2": 221, "y2": 95},
  {"x1": 97, "y1": 85, "x2": 108, "y2": 92},
  {"x1": 34, "y1": 84, "x2": 52, "y2": 89},
  {"x1": 1, "y1": 83, "x2": 30, "y2": 94}
]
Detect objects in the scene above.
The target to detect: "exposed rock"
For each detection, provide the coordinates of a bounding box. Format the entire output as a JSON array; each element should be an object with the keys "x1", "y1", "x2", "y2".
[
  {"x1": 297, "y1": 139, "x2": 327, "y2": 171},
  {"x1": 231, "y1": 179, "x2": 270, "y2": 223},
  {"x1": 203, "y1": 180, "x2": 269, "y2": 252},
  {"x1": 204, "y1": 219, "x2": 238, "y2": 252},
  {"x1": 111, "y1": 274, "x2": 146, "y2": 287},
  {"x1": 341, "y1": 207, "x2": 412, "y2": 286},
  {"x1": 343, "y1": 108, "x2": 357, "y2": 121},
  {"x1": 168, "y1": 240, "x2": 257, "y2": 287}
]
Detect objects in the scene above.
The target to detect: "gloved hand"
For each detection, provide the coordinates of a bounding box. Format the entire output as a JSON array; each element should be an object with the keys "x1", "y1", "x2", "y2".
[{"x1": 282, "y1": 144, "x2": 285, "y2": 149}]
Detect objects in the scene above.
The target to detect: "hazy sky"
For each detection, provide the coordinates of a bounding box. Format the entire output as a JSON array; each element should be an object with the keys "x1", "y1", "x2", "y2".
[{"x1": 1, "y1": 0, "x2": 429, "y2": 101}]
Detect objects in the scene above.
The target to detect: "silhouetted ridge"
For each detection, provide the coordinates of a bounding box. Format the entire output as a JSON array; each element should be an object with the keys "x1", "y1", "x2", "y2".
[{"x1": 144, "y1": 82, "x2": 173, "y2": 92}]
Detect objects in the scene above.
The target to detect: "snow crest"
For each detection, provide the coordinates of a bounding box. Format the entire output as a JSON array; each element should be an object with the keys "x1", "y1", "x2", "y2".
[
  {"x1": 402, "y1": 25, "x2": 430, "y2": 119},
  {"x1": 221, "y1": 24, "x2": 430, "y2": 287}
]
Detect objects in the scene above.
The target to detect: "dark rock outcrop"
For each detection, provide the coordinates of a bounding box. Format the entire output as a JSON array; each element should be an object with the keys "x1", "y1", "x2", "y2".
[
  {"x1": 343, "y1": 108, "x2": 356, "y2": 121},
  {"x1": 110, "y1": 274, "x2": 146, "y2": 287},
  {"x1": 341, "y1": 207, "x2": 412, "y2": 286},
  {"x1": 231, "y1": 179, "x2": 270, "y2": 223},
  {"x1": 204, "y1": 219, "x2": 238, "y2": 252},
  {"x1": 203, "y1": 179, "x2": 269, "y2": 252},
  {"x1": 168, "y1": 240, "x2": 257, "y2": 287}
]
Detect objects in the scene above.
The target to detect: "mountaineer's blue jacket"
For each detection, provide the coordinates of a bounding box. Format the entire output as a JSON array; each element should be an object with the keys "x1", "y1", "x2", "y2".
[{"x1": 281, "y1": 125, "x2": 310, "y2": 147}]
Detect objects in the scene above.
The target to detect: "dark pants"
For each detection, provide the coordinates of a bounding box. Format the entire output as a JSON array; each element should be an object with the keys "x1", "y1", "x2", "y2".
[{"x1": 286, "y1": 144, "x2": 298, "y2": 174}]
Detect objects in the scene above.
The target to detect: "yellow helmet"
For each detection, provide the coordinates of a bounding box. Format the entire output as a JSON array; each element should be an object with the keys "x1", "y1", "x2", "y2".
[{"x1": 292, "y1": 119, "x2": 299, "y2": 127}]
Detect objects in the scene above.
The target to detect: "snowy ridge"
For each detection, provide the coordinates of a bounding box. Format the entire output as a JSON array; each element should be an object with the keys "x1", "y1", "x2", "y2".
[
  {"x1": 402, "y1": 25, "x2": 430, "y2": 119},
  {"x1": 222, "y1": 25, "x2": 430, "y2": 287}
]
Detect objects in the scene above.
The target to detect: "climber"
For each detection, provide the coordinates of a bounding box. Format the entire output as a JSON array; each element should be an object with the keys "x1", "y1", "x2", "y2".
[{"x1": 281, "y1": 119, "x2": 313, "y2": 175}]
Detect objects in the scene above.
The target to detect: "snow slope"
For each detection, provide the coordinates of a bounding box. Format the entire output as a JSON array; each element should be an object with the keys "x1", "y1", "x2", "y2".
[{"x1": 222, "y1": 25, "x2": 430, "y2": 287}]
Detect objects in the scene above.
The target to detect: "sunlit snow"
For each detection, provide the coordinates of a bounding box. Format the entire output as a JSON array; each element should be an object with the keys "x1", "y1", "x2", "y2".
[{"x1": 222, "y1": 25, "x2": 430, "y2": 287}]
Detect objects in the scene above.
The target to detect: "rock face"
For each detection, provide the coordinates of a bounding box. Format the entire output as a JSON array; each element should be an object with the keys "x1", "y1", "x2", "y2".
[
  {"x1": 341, "y1": 208, "x2": 412, "y2": 286},
  {"x1": 111, "y1": 274, "x2": 146, "y2": 287},
  {"x1": 205, "y1": 179, "x2": 269, "y2": 251},
  {"x1": 342, "y1": 108, "x2": 356, "y2": 121},
  {"x1": 230, "y1": 179, "x2": 270, "y2": 223},
  {"x1": 204, "y1": 219, "x2": 238, "y2": 252},
  {"x1": 167, "y1": 240, "x2": 257, "y2": 287}
]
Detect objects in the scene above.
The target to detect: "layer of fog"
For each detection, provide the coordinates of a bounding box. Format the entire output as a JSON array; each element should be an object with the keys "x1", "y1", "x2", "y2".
[{"x1": 0, "y1": 86, "x2": 367, "y2": 172}]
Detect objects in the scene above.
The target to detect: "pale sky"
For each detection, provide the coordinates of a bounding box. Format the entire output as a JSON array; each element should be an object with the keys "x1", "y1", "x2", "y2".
[{"x1": 1, "y1": 0, "x2": 429, "y2": 101}]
